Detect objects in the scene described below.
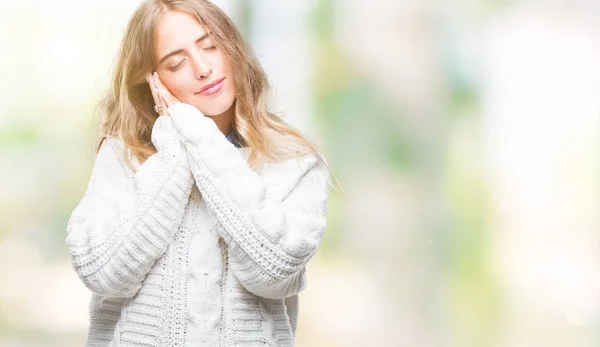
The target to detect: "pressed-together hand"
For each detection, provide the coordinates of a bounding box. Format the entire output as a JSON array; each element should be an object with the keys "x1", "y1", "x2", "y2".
[{"x1": 146, "y1": 72, "x2": 180, "y2": 116}]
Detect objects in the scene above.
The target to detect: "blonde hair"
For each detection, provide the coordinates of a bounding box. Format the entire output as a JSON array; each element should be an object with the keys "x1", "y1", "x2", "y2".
[{"x1": 97, "y1": 0, "x2": 336, "y2": 186}]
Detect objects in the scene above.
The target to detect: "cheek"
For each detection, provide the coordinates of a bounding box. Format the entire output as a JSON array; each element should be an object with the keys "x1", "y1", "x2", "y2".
[
  {"x1": 163, "y1": 75, "x2": 190, "y2": 100},
  {"x1": 226, "y1": 80, "x2": 236, "y2": 99},
  {"x1": 214, "y1": 51, "x2": 231, "y2": 75},
  {"x1": 221, "y1": 59, "x2": 232, "y2": 76},
  {"x1": 221, "y1": 63, "x2": 235, "y2": 93}
]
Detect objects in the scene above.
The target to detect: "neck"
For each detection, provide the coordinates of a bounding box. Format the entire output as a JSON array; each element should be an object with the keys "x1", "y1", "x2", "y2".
[{"x1": 210, "y1": 104, "x2": 235, "y2": 136}]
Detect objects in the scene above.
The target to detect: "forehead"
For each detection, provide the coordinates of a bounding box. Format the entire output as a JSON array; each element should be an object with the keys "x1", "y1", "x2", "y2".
[{"x1": 155, "y1": 10, "x2": 208, "y2": 53}]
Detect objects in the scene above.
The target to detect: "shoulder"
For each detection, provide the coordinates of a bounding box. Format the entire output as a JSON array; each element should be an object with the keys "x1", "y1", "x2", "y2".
[
  {"x1": 259, "y1": 153, "x2": 331, "y2": 193},
  {"x1": 97, "y1": 136, "x2": 125, "y2": 155},
  {"x1": 261, "y1": 153, "x2": 317, "y2": 176},
  {"x1": 97, "y1": 137, "x2": 140, "y2": 171}
]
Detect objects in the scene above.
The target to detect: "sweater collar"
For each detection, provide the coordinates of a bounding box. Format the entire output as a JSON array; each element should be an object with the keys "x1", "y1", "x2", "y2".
[{"x1": 225, "y1": 132, "x2": 242, "y2": 148}]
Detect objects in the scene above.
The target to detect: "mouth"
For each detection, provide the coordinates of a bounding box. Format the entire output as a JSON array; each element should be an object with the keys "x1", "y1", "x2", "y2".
[{"x1": 195, "y1": 77, "x2": 225, "y2": 96}]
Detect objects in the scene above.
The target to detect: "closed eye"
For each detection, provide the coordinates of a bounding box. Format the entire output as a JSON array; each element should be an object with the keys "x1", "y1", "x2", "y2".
[{"x1": 169, "y1": 57, "x2": 188, "y2": 71}]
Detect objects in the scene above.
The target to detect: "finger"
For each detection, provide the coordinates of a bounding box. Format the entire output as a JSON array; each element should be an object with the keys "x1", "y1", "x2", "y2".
[
  {"x1": 153, "y1": 73, "x2": 172, "y2": 107},
  {"x1": 150, "y1": 75, "x2": 168, "y2": 116},
  {"x1": 146, "y1": 73, "x2": 160, "y2": 106},
  {"x1": 146, "y1": 74, "x2": 165, "y2": 116},
  {"x1": 159, "y1": 91, "x2": 169, "y2": 114},
  {"x1": 149, "y1": 76, "x2": 167, "y2": 116},
  {"x1": 157, "y1": 82, "x2": 169, "y2": 117},
  {"x1": 153, "y1": 72, "x2": 180, "y2": 106}
]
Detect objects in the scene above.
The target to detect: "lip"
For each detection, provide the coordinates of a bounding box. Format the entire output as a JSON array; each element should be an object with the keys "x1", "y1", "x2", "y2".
[{"x1": 196, "y1": 77, "x2": 225, "y2": 96}]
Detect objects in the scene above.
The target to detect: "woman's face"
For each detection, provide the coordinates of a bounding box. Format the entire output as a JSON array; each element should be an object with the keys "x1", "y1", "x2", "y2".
[{"x1": 153, "y1": 10, "x2": 235, "y2": 117}]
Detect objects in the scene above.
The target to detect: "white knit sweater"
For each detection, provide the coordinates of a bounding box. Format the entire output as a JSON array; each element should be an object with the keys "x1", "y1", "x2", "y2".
[{"x1": 65, "y1": 103, "x2": 331, "y2": 347}]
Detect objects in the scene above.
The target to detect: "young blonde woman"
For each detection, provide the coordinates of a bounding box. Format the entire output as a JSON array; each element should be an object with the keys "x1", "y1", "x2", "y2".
[{"x1": 65, "y1": 1, "x2": 333, "y2": 346}]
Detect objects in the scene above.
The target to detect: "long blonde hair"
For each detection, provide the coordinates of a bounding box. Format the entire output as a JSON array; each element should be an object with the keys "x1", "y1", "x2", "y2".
[{"x1": 97, "y1": 0, "x2": 334, "y2": 181}]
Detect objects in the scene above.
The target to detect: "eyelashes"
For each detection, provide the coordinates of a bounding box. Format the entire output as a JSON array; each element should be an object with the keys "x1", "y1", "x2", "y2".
[
  {"x1": 168, "y1": 46, "x2": 217, "y2": 71},
  {"x1": 169, "y1": 57, "x2": 187, "y2": 71}
]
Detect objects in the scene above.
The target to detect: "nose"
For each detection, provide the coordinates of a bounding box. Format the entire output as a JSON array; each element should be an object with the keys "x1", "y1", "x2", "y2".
[{"x1": 191, "y1": 52, "x2": 212, "y2": 80}]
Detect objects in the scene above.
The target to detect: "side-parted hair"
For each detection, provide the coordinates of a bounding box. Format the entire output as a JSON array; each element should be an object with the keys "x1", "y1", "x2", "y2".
[{"x1": 98, "y1": 0, "x2": 335, "y2": 185}]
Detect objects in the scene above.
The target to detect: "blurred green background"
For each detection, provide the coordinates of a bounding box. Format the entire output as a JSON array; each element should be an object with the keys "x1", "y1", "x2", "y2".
[{"x1": 0, "y1": 0, "x2": 598, "y2": 346}]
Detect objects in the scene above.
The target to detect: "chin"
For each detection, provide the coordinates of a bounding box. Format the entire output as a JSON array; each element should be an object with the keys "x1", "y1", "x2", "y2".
[{"x1": 192, "y1": 99, "x2": 235, "y2": 117}]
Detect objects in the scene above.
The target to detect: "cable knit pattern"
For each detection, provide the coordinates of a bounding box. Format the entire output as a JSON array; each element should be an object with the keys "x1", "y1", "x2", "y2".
[
  {"x1": 66, "y1": 103, "x2": 331, "y2": 347},
  {"x1": 168, "y1": 103, "x2": 331, "y2": 300},
  {"x1": 185, "y1": 193, "x2": 224, "y2": 347},
  {"x1": 66, "y1": 115, "x2": 193, "y2": 298}
]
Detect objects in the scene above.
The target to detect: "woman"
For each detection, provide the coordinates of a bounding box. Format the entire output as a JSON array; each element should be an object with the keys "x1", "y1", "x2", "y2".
[{"x1": 65, "y1": 1, "x2": 333, "y2": 346}]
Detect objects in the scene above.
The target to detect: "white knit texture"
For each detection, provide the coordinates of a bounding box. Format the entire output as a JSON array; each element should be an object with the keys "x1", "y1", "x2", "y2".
[{"x1": 66, "y1": 104, "x2": 331, "y2": 347}]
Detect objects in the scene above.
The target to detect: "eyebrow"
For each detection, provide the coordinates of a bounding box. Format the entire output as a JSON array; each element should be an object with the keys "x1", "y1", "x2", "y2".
[{"x1": 158, "y1": 32, "x2": 211, "y2": 65}]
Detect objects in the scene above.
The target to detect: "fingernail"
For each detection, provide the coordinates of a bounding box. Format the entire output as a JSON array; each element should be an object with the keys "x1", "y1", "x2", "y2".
[{"x1": 153, "y1": 72, "x2": 159, "y2": 81}]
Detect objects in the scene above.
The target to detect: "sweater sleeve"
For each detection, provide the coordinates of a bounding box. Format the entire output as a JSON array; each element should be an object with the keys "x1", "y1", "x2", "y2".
[
  {"x1": 65, "y1": 116, "x2": 194, "y2": 298},
  {"x1": 167, "y1": 103, "x2": 331, "y2": 299}
]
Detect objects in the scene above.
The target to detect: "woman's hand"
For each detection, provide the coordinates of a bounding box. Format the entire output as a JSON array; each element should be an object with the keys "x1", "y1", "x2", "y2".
[{"x1": 146, "y1": 72, "x2": 180, "y2": 116}]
